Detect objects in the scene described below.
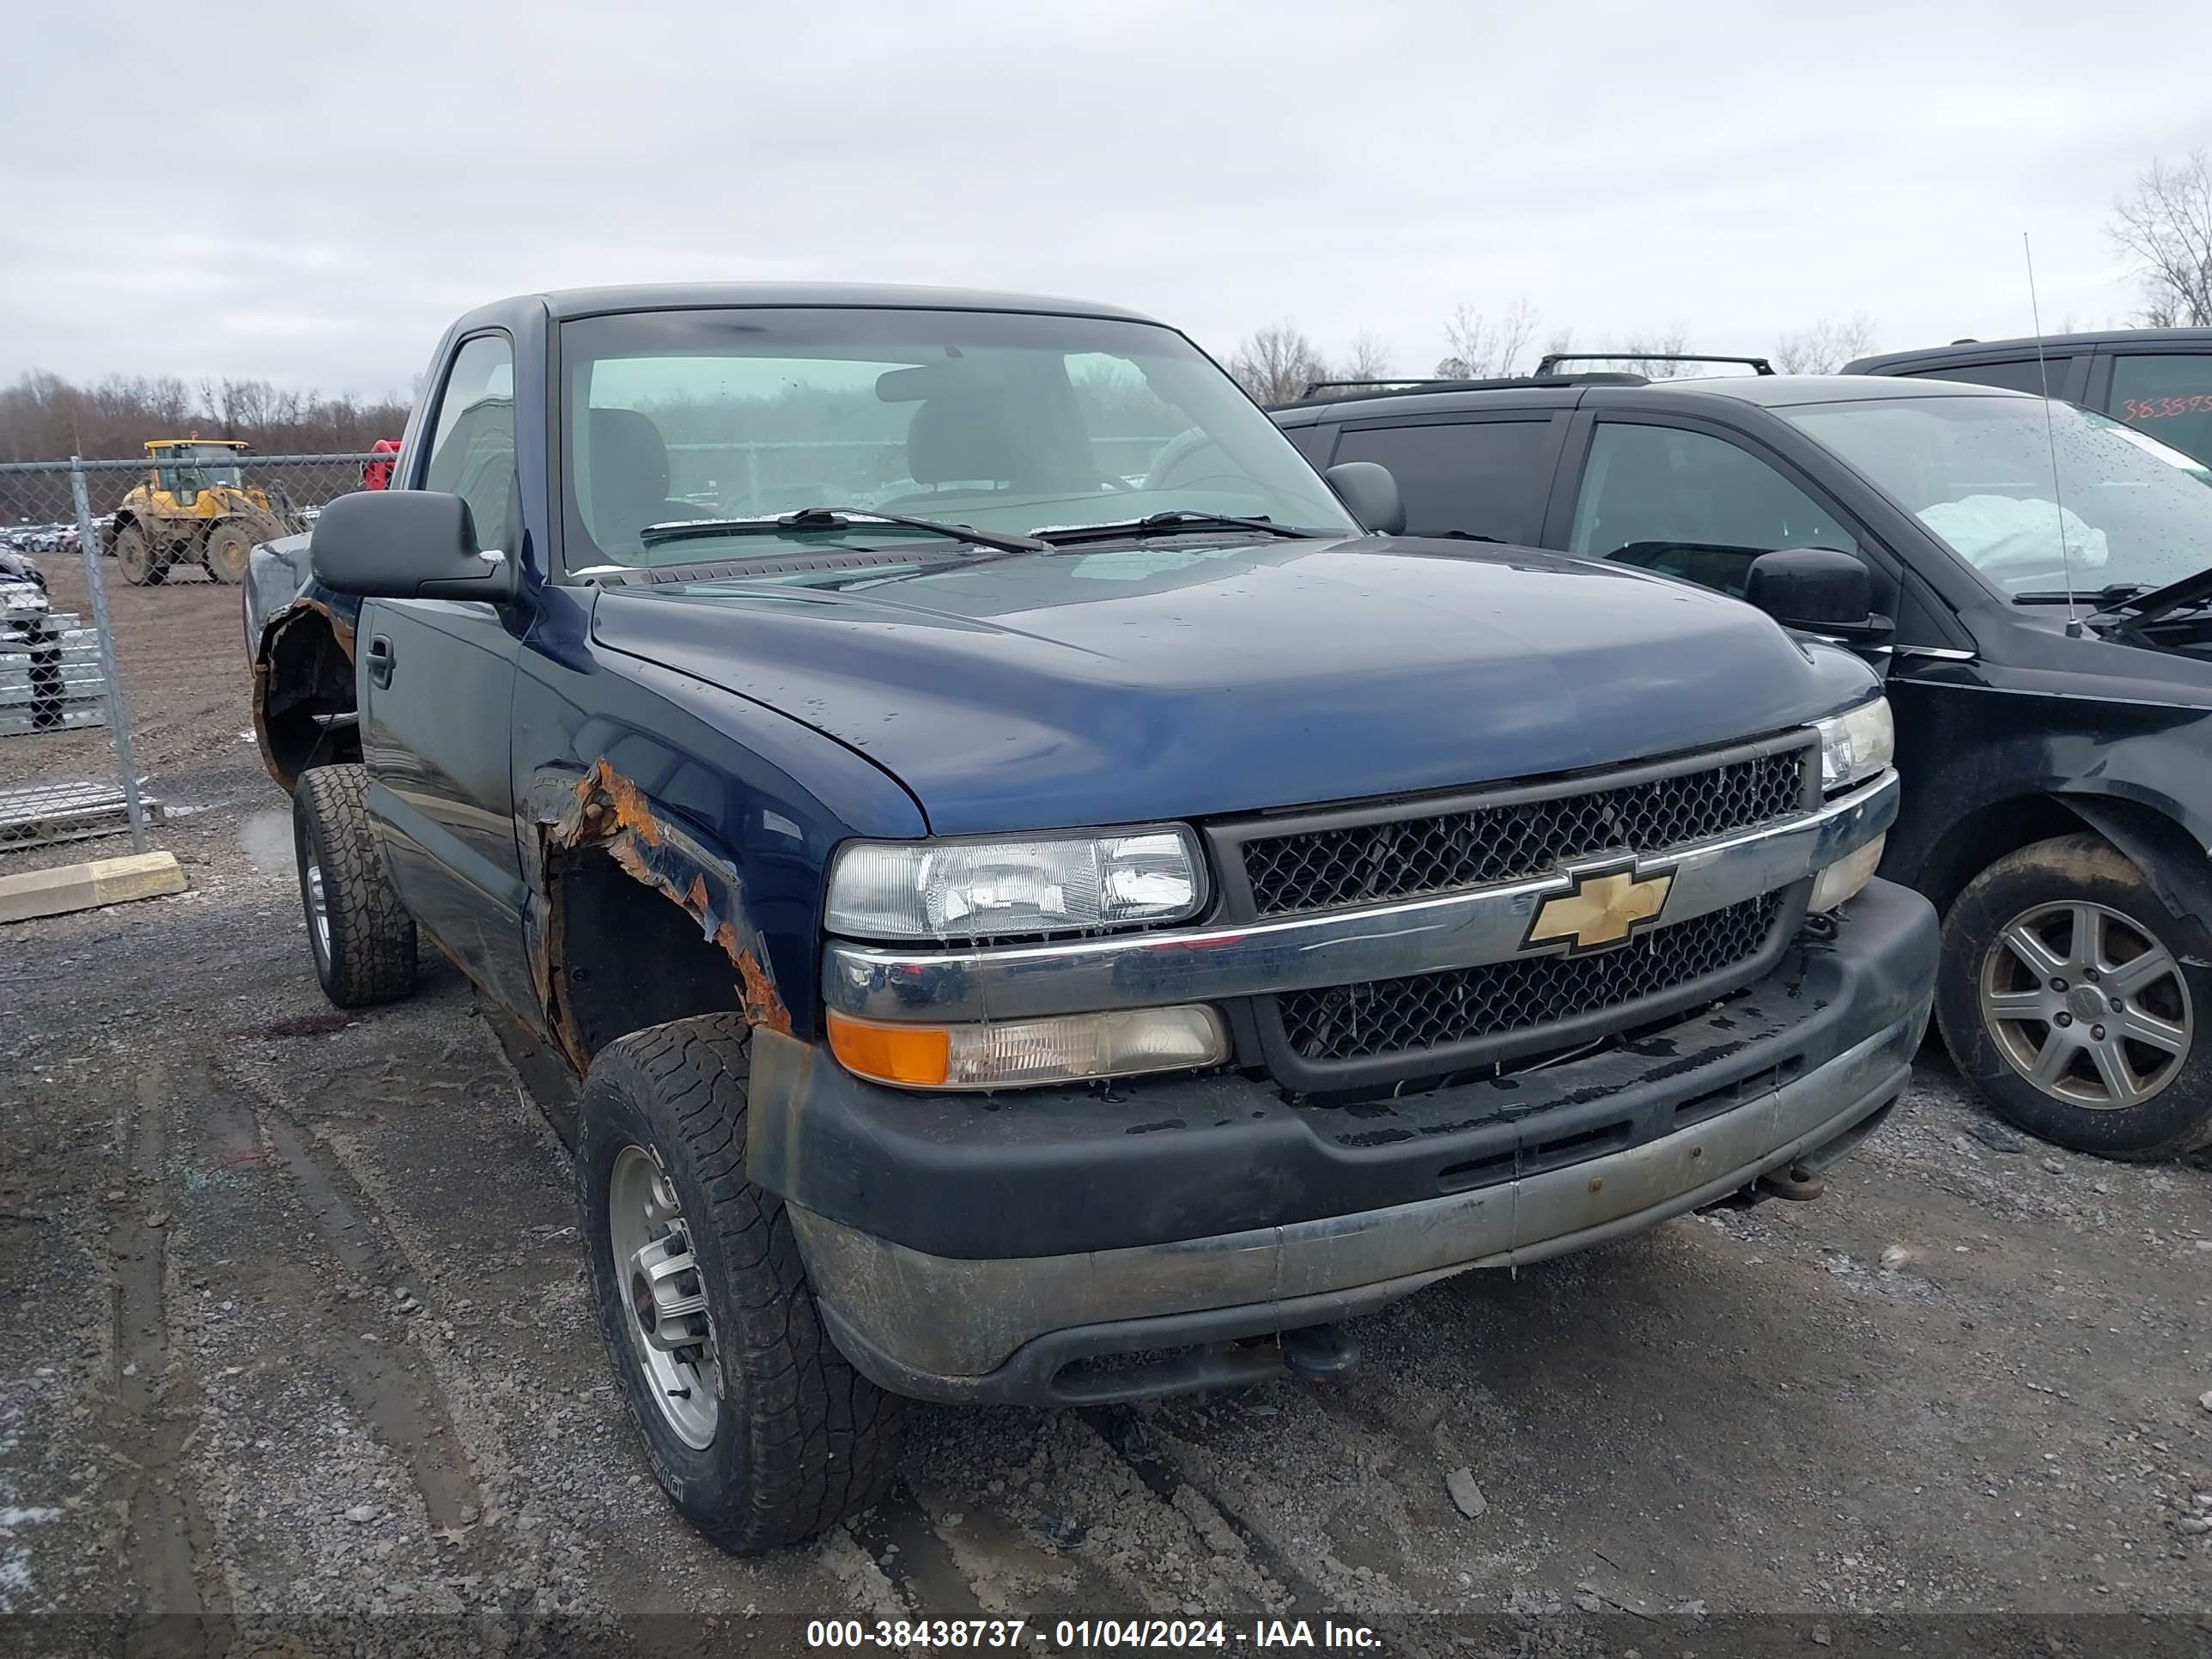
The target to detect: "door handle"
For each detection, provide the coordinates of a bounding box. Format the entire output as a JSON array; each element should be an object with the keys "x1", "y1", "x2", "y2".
[{"x1": 366, "y1": 634, "x2": 395, "y2": 690}]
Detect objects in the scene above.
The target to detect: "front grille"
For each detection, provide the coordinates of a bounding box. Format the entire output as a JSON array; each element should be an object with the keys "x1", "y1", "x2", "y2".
[
  {"x1": 1242, "y1": 748, "x2": 1806, "y2": 917},
  {"x1": 1278, "y1": 892, "x2": 1785, "y2": 1063}
]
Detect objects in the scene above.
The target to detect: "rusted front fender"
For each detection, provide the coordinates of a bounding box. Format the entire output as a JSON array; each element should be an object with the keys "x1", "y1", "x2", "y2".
[{"x1": 522, "y1": 758, "x2": 793, "y2": 1074}]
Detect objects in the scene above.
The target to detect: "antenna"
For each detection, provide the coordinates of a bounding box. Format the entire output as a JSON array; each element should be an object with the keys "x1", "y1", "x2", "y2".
[{"x1": 2023, "y1": 232, "x2": 2080, "y2": 631}]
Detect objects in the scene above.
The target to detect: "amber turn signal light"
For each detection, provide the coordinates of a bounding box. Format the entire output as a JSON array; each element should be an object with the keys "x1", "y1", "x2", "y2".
[
  {"x1": 826, "y1": 1012, "x2": 954, "y2": 1087},
  {"x1": 825, "y1": 1005, "x2": 1228, "y2": 1091}
]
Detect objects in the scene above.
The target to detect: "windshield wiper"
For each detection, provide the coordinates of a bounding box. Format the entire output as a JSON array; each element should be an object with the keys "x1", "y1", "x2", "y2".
[
  {"x1": 640, "y1": 507, "x2": 1047, "y2": 557},
  {"x1": 2086, "y1": 567, "x2": 2212, "y2": 635},
  {"x1": 1030, "y1": 511, "x2": 1325, "y2": 546}
]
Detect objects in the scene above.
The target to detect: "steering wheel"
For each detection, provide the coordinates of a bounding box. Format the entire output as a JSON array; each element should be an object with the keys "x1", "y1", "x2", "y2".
[{"x1": 1146, "y1": 428, "x2": 1240, "y2": 493}]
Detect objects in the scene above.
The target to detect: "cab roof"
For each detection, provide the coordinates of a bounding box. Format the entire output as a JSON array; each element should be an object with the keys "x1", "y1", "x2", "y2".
[
  {"x1": 145, "y1": 438, "x2": 248, "y2": 451},
  {"x1": 516, "y1": 282, "x2": 1162, "y2": 325}
]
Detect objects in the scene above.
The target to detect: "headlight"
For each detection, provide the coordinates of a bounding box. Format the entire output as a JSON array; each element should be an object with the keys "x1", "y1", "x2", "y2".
[
  {"x1": 1812, "y1": 696, "x2": 1893, "y2": 794},
  {"x1": 827, "y1": 1005, "x2": 1229, "y2": 1090},
  {"x1": 826, "y1": 827, "x2": 1206, "y2": 941}
]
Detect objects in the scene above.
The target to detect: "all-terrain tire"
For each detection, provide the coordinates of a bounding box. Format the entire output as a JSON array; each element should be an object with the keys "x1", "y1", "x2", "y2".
[
  {"x1": 576, "y1": 1014, "x2": 906, "y2": 1553},
  {"x1": 203, "y1": 521, "x2": 255, "y2": 584},
  {"x1": 1936, "y1": 833, "x2": 2212, "y2": 1160},
  {"x1": 113, "y1": 523, "x2": 164, "y2": 586},
  {"x1": 291, "y1": 763, "x2": 417, "y2": 1008}
]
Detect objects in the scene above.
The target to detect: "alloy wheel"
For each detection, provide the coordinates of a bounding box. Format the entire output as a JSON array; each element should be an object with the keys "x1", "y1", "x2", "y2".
[{"x1": 1978, "y1": 899, "x2": 2192, "y2": 1109}]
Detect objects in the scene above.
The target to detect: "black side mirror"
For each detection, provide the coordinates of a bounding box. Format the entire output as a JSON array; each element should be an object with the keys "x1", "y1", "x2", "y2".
[
  {"x1": 1323, "y1": 461, "x2": 1406, "y2": 536},
  {"x1": 1745, "y1": 547, "x2": 1891, "y2": 643},
  {"x1": 310, "y1": 489, "x2": 518, "y2": 603}
]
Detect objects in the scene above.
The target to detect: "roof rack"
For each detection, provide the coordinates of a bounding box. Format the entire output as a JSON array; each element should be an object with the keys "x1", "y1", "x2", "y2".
[
  {"x1": 1285, "y1": 370, "x2": 1646, "y2": 406},
  {"x1": 1300, "y1": 379, "x2": 1459, "y2": 395},
  {"x1": 1534, "y1": 352, "x2": 1775, "y2": 377}
]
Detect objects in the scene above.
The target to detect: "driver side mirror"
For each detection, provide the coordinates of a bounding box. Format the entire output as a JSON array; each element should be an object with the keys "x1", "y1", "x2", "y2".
[
  {"x1": 1323, "y1": 461, "x2": 1406, "y2": 536},
  {"x1": 310, "y1": 489, "x2": 518, "y2": 603},
  {"x1": 1745, "y1": 547, "x2": 1891, "y2": 644}
]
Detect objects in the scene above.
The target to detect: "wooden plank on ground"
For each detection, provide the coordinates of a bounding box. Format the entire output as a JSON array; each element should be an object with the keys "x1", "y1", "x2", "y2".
[{"x1": 0, "y1": 851, "x2": 187, "y2": 923}]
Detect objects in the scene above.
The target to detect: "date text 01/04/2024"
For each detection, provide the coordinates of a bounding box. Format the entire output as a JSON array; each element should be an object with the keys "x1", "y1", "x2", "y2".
[{"x1": 803, "y1": 1619, "x2": 1383, "y2": 1650}]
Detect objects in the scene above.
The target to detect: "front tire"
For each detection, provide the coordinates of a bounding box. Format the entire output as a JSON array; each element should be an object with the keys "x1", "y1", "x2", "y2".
[
  {"x1": 204, "y1": 522, "x2": 254, "y2": 584},
  {"x1": 292, "y1": 763, "x2": 417, "y2": 1007},
  {"x1": 1936, "y1": 834, "x2": 2212, "y2": 1159},
  {"x1": 577, "y1": 1014, "x2": 905, "y2": 1553},
  {"x1": 113, "y1": 523, "x2": 164, "y2": 586}
]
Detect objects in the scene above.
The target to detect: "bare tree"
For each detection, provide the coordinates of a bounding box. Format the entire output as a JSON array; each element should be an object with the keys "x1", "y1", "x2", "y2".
[
  {"x1": 1334, "y1": 330, "x2": 1395, "y2": 386},
  {"x1": 0, "y1": 369, "x2": 409, "y2": 465},
  {"x1": 1618, "y1": 329, "x2": 1696, "y2": 380},
  {"x1": 1432, "y1": 299, "x2": 1538, "y2": 380},
  {"x1": 2109, "y1": 150, "x2": 2212, "y2": 327},
  {"x1": 1772, "y1": 312, "x2": 1880, "y2": 374},
  {"x1": 1229, "y1": 320, "x2": 1331, "y2": 404},
  {"x1": 1551, "y1": 328, "x2": 1700, "y2": 380}
]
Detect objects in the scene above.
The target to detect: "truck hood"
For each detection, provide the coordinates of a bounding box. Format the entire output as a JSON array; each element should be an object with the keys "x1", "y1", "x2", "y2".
[{"x1": 589, "y1": 536, "x2": 1872, "y2": 836}]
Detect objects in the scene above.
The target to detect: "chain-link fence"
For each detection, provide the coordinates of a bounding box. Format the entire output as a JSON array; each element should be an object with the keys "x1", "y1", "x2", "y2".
[{"x1": 0, "y1": 452, "x2": 388, "y2": 855}]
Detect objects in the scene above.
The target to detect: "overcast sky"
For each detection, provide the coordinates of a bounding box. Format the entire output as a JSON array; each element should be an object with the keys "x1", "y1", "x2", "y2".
[{"x1": 3, "y1": 0, "x2": 2207, "y2": 398}]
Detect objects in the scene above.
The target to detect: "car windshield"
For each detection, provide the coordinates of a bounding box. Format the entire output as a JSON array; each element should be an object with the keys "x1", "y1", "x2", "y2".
[
  {"x1": 558, "y1": 307, "x2": 1356, "y2": 568},
  {"x1": 1784, "y1": 394, "x2": 2212, "y2": 597}
]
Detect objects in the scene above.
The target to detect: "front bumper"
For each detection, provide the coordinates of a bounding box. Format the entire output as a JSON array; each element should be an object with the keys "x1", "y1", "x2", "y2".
[{"x1": 752, "y1": 878, "x2": 1937, "y2": 1405}]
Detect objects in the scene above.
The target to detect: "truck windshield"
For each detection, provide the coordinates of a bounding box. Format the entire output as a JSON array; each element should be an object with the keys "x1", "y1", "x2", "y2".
[
  {"x1": 160, "y1": 447, "x2": 245, "y2": 489},
  {"x1": 1784, "y1": 394, "x2": 2212, "y2": 597},
  {"x1": 559, "y1": 307, "x2": 1356, "y2": 567}
]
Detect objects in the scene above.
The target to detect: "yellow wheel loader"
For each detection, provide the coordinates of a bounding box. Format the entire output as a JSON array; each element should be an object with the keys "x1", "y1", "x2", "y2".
[{"x1": 106, "y1": 440, "x2": 301, "y2": 586}]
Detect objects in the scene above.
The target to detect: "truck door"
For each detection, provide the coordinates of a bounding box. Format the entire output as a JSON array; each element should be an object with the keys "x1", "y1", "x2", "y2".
[{"x1": 357, "y1": 332, "x2": 538, "y2": 1018}]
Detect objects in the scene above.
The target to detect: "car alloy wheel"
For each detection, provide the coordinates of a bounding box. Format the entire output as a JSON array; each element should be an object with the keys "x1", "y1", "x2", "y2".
[{"x1": 1978, "y1": 898, "x2": 2192, "y2": 1109}]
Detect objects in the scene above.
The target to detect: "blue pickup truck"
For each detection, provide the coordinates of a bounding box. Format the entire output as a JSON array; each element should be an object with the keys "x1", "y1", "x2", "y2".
[{"x1": 244, "y1": 284, "x2": 1933, "y2": 1553}]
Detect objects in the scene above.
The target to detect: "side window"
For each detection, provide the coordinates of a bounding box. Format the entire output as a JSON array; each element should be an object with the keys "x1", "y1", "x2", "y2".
[
  {"x1": 1898, "y1": 357, "x2": 2075, "y2": 397},
  {"x1": 1570, "y1": 422, "x2": 1859, "y2": 598},
  {"x1": 2107, "y1": 354, "x2": 2212, "y2": 467},
  {"x1": 1332, "y1": 420, "x2": 1553, "y2": 544},
  {"x1": 422, "y1": 335, "x2": 517, "y2": 552}
]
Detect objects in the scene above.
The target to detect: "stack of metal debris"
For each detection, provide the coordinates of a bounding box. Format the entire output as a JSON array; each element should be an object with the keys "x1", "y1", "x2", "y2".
[{"x1": 1, "y1": 580, "x2": 106, "y2": 738}]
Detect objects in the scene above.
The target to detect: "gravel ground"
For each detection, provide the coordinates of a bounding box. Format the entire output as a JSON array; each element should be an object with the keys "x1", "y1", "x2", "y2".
[{"x1": 3, "y1": 552, "x2": 2209, "y2": 1656}]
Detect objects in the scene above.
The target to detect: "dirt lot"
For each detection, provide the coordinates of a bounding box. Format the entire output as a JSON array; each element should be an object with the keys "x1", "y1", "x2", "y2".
[{"x1": 3, "y1": 551, "x2": 2210, "y2": 1656}]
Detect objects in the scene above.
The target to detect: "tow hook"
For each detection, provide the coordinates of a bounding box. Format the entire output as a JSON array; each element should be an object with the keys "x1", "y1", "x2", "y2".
[
  {"x1": 1281, "y1": 1322, "x2": 1360, "y2": 1382},
  {"x1": 1755, "y1": 1163, "x2": 1826, "y2": 1202}
]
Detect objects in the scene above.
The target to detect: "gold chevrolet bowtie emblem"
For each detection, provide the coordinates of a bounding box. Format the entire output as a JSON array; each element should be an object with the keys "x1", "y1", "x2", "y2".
[{"x1": 1525, "y1": 864, "x2": 1675, "y2": 954}]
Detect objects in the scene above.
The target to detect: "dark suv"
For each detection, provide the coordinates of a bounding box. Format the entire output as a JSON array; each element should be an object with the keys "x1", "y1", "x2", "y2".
[
  {"x1": 1848, "y1": 327, "x2": 2212, "y2": 467},
  {"x1": 1274, "y1": 369, "x2": 2212, "y2": 1159}
]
